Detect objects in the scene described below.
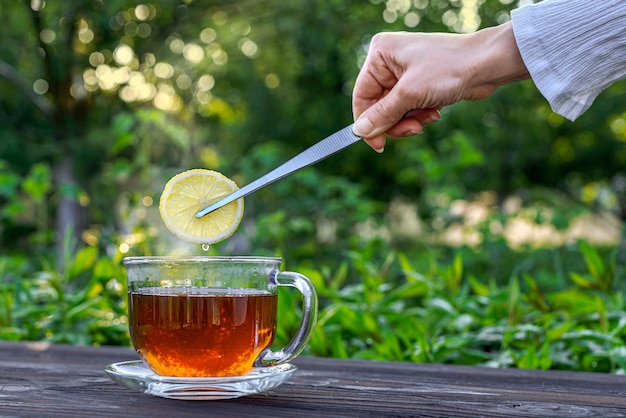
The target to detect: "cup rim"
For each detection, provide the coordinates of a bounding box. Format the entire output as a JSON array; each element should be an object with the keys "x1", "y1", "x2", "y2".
[{"x1": 122, "y1": 256, "x2": 283, "y2": 266}]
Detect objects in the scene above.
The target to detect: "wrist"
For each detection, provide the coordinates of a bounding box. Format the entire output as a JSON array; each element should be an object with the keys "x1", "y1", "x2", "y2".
[{"x1": 468, "y1": 21, "x2": 530, "y2": 96}]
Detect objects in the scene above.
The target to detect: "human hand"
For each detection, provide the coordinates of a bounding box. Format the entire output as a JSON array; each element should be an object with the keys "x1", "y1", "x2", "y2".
[{"x1": 352, "y1": 22, "x2": 528, "y2": 152}]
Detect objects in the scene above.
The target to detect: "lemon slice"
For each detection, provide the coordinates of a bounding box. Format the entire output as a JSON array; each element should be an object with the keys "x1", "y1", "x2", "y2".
[{"x1": 159, "y1": 169, "x2": 244, "y2": 244}]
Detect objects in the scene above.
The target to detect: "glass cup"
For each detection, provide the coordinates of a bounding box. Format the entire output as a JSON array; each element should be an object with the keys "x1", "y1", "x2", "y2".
[{"x1": 123, "y1": 256, "x2": 317, "y2": 378}]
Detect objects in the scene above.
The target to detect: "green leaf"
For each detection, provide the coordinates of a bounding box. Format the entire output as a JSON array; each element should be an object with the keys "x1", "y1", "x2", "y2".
[
  {"x1": 469, "y1": 275, "x2": 489, "y2": 297},
  {"x1": 517, "y1": 345, "x2": 537, "y2": 369},
  {"x1": 397, "y1": 253, "x2": 416, "y2": 275},
  {"x1": 610, "y1": 346, "x2": 626, "y2": 370},
  {"x1": 507, "y1": 276, "x2": 520, "y2": 325},
  {"x1": 93, "y1": 258, "x2": 116, "y2": 279},
  {"x1": 111, "y1": 132, "x2": 135, "y2": 155},
  {"x1": 330, "y1": 331, "x2": 349, "y2": 358},
  {"x1": 66, "y1": 297, "x2": 101, "y2": 321},
  {"x1": 21, "y1": 163, "x2": 51, "y2": 203},
  {"x1": 68, "y1": 246, "x2": 98, "y2": 279},
  {"x1": 387, "y1": 280, "x2": 428, "y2": 300},
  {"x1": 537, "y1": 341, "x2": 552, "y2": 370},
  {"x1": 569, "y1": 272, "x2": 595, "y2": 289},
  {"x1": 578, "y1": 241, "x2": 605, "y2": 281},
  {"x1": 546, "y1": 321, "x2": 575, "y2": 342},
  {"x1": 550, "y1": 288, "x2": 598, "y2": 315},
  {"x1": 523, "y1": 274, "x2": 550, "y2": 312},
  {"x1": 297, "y1": 266, "x2": 326, "y2": 294},
  {"x1": 0, "y1": 172, "x2": 19, "y2": 198},
  {"x1": 428, "y1": 297, "x2": 457, "y2": 315}
]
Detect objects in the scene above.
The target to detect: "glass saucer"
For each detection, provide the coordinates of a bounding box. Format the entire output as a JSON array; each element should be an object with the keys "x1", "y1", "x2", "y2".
[{"x1": 105, "y1": 360, "x2": 297, "y2": 400}]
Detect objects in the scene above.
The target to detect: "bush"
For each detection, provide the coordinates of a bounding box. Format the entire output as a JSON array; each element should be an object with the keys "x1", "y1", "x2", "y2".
[
  {"x1": 0, "y1": 232, "x2": 129, "y2": 346},
  {"x1": 1, "y1": 215, "x2": 624, "y2": 374},
  {"x1": 274, "y1": 240, "x2": 626, "y2": 373}
]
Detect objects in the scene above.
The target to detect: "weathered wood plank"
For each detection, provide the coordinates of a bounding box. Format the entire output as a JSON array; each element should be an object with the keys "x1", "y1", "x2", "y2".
[{"x1": 0, "y1": 341, "x2": 624, "y2": 417}]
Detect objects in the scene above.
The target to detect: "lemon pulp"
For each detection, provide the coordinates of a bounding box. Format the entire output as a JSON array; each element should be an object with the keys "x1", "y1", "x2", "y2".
[{"x1": 159, "y1": 169, "x2": 244, "y2": 245}]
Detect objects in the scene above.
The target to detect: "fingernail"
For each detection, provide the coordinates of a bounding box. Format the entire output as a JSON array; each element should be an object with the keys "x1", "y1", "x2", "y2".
[
  {"x1": 373, "y1": 146, "x2": 384, "y2": 153},
  {"x1": 425, "y1": 112, "x2": 441, "y2": 124},
  {"x1": 353, "y1": 117, "x2": 374, "y2": 138}
]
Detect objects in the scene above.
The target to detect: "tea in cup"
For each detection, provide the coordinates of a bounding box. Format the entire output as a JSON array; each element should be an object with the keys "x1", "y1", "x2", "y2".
[{"x1": 123, "y1": 256, "x2": 317, "y2": 378}]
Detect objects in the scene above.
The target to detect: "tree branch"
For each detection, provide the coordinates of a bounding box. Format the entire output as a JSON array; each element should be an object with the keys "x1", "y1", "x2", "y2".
[{"x1": 0, "y1": 59, "x2": 54, "y2": 118}]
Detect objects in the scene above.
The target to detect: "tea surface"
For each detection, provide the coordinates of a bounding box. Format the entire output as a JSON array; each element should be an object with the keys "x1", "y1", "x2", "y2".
[{"x1": 129, "y1": 288, "x2": 277, "y2": 377}]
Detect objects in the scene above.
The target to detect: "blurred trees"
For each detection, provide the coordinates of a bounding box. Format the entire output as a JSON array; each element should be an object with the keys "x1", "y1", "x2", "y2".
[{"x1": 0, "y1": 0, "x2": 624, "y2": 261}]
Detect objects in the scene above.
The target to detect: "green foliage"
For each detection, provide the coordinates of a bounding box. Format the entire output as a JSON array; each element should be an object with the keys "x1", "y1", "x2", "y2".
[
  {"x1": 0, "y1": 160, "x2": 54, "y2": 248},
  {"x1": 1, "y1": 0, "x2": 624, "y2": 256},
  {"x1": 1, "y1": 213, "x2": 624, "y2": 374},
  {"x1": 0, "y1": 232, "x2": 129, "y2": 346},
  {"x1": 0, "y1": 0, "x2": 624, "y2": 377},
  {"x1": 274, "y1": 240, "x2": 626, "y2": 373}
]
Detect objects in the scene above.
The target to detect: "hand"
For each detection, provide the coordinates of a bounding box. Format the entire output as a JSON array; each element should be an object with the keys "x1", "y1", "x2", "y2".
[{"x1": 352, "y1": 22, "x2": 529, "y2": 152}]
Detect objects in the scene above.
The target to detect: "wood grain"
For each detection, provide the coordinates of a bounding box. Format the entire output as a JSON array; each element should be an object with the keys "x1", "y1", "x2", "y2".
[{"x1": 0, "y1": 341, "x2": 625, "y2": 417}]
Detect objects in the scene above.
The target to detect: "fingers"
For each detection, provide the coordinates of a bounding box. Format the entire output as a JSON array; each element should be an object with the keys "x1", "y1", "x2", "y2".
[
  {"x1": 351, "y1": 31, "x2": 443, "y2": 152},
  {"x1": 363, "y1": 135, "x2": 387, "y2": 153},
  {"x1": 357, "y1": 108, "x2": 441, "y2": 153},
  {"x1": 353, "y1": 88, "x2": 441, "y2": 139},
  {"x1": 386, "y1": 108, "x2": 440, "y2": 138},
  {"x1": 353, "y1": 88, "x2": 406, "y2": 139},
  {"x1": 405, "y1": 108, "x2": 441, "y2": 126},
  {"x1": 385, "y1": 118, "x2": 424, "y2": 138}
]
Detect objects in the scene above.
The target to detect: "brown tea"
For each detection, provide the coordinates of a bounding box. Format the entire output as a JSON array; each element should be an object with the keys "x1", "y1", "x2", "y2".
[{"x1": 129, "y1": 288, "x2": 277, "y2": 377}]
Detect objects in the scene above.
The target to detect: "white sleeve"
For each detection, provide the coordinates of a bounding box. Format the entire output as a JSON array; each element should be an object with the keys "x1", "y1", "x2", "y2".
[{"x1": 511, "y1": 0, "x2": 626, "y2": 121}]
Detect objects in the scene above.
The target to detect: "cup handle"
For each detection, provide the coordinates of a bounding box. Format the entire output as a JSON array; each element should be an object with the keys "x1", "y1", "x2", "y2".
[{"x1": 255, "y1": 270, "x2": 318, "y2": 367}]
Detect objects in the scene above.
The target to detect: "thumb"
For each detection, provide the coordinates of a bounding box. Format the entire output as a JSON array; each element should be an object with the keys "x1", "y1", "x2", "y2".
[{"x1": 353, "y1": 91, "x2": 406, "y2": 139}]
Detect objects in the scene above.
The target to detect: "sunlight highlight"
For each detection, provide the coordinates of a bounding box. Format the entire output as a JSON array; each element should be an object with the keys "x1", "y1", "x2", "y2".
[
  {"x1": 114, "y1": 44, "x2": 134, "y2": 66},
  {"x1": 183, "y1": 43, "x2": 205, "y2": 63}
]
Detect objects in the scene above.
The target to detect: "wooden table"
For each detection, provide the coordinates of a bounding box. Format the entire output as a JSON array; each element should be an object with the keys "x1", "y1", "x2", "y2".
[{"x1": 0, "y1": 341, "x2": 625, "y2": 417}]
